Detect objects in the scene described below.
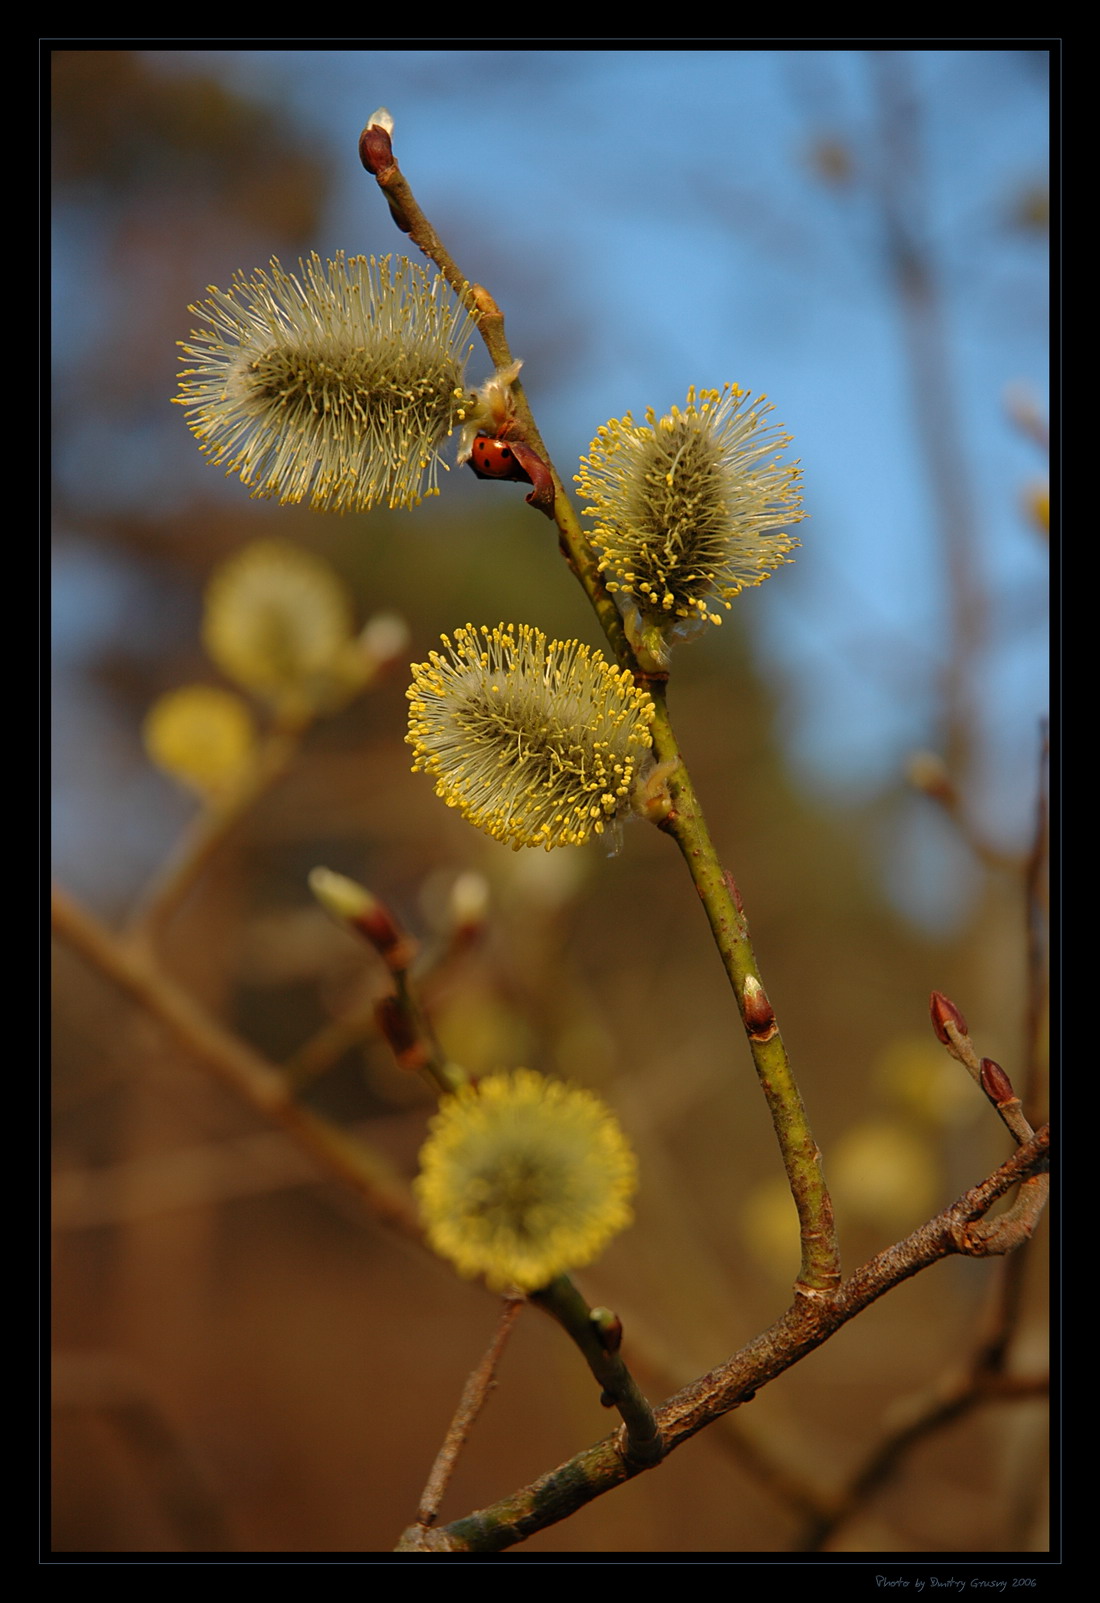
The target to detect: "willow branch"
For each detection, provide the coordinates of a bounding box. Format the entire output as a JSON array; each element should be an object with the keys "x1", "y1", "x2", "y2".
[
  {"x1": 416, "y1": 1297, "x2": 526, "y2": 1529},
  {"x1": 529, "y1": 1277, "x2": 661, "y2": 1468},
  {"x1": 648, "y1": 680, "x2": 839, "y2": 1290},
  {"x1": 799, "y1": 1214, "x2": 1048, "y2": 1551},
  {"x1": 125, "y1": 723, "x2": 306, "y2": 947},
  {"x1": 52, "y1": 884, "x2": 423, "y2": 1244},
  {"x1": 359, "y1": 113, "x2": 839, "y2": 1293},
  {"x1": 400, "y1": 1127, "x2": 1048, "y2": 1553}
]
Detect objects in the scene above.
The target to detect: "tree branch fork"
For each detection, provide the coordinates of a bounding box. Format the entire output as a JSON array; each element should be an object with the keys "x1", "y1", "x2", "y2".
[{"x1": 398, "y1": 1124, "x2": 1048, "y2": 1551}]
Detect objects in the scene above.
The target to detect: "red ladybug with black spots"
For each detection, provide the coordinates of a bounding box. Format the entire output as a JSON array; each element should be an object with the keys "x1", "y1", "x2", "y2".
[{"x1": 469, "y1": 434, "x2": 526, "y2": 481}]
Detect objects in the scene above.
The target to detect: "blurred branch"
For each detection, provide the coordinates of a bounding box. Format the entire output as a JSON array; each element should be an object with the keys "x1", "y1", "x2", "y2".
[
  {"x1": 52, "y1": 884, "x2": 423, "y2": 1244},
  {"x1": 798, "y1": 1235, "x2": 1047, "y2": 1551},
  {"x1": 869, "y1": 51, "x2": 986, "y2": 790},
  {"x1": 305, "y1": 867, "x2": 465, "y2": 1098},
  {"x1": 125, "y1": 718, "x2": 308, "y2": 946},
  {"x1": 53, "y1": 1350, "x2": 234, "y2": 1553}
]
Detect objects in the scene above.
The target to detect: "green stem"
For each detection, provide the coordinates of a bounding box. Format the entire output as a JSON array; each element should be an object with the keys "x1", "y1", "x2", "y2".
[
  {"x1": 528, "y1": 1276, "x2": 661, "y2": 1468},
  {"x1": 646, "y1": 681, "x2": 840, "y2": 1292}
]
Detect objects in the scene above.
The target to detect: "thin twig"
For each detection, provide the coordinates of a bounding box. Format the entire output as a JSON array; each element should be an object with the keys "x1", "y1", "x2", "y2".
[
  {"x1": 125, "y1": 724, "x2": 306, "y2": 946},
  {"x1": 306, "y1": 868, "x2": 466, "y2": 1098},
  {"x1": 797, "y1": 1363, "x2": 1049, "y2": 1552},
  {"x1": 52, "y1": 885, "x2": 424, "y2": 1244},
  {"x1": 797, "y1": 1226, "x2": 1047, "y2": 1551},
  {"x1": 416, "y1": 1297, "x2": 526, "y2": 1529}
]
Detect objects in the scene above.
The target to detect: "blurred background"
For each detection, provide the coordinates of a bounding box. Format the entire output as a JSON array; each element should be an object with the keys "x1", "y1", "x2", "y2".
[{"x1": 50, "y1": 47, "x2": 1050, "y2": 1555}]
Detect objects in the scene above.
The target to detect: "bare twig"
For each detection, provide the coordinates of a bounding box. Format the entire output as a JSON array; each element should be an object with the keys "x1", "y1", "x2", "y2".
[
  {"x1": 415, "y1": 1297, "x2": 526, "y2": 1529},
  {"x1": 305, "y1": 868, "x2": 465, "y2": 1097},
  {"x1": 797, "y1": 1231, "x2": 1048, "y2": 1551},
  {"x1": 52, "y1": 885, "x2": 424, "y2": 1244},
  {"x1": 125, "y1": 724, "x2": 306, "y2": 946}
]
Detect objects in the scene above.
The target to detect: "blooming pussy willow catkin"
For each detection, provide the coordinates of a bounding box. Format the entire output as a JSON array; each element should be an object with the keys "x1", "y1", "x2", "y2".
[
  {"x1": 576, "y1": 385, "x2": 805, "y2": 649},
  {"x1": 415, "y1": 1070, "x2": 637, "y2": 1292},
  {"x1": 176, "y1": 253, "x2": 475, "y2": 512},
  {"x1": 406, "y1": 624, "x2": 655, "y2": 851}
]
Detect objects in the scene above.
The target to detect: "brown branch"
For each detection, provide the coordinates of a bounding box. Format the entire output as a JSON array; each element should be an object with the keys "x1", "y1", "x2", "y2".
[
  {"x1": 798, "y1": 1225, "x2": 1048, "y2": 1551},
  {"x1": 125, "y1": 724, "x2": 305, "y2": 946},
  {"x1": 797, "y1": 1361, "x2": 1048, "y2": 1552},
  {"x1": 398, "y1": 1127, "x2": 1049, "y2": 1552},
  {"x1": 52, "y1": 884, "x2": 423, "y2": 1244},
  {"x1": 415, "y1": 1297, "x2": 526, "y2": 1530}
]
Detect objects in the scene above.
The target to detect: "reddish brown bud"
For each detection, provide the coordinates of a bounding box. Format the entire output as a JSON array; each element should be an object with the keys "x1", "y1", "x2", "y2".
[
  {"x1": 353, "y1": 903, "x2": 417, "y2": 973},
  {"x1": 742, "y1": 975, "x2": 777, "y2": 1041},
  {"x1": 359, "y1": 119, "x2": 395, "y2": 177},
  {"x1": 980, "y1": 1057, "x2": 1016, "y2": 1105},
  {"x1": 930, "y1": 990, "x2": 968, "y2": 1045},
  {"x1": 375, "y1": 995, "x2": 425, "y2": 1071}
]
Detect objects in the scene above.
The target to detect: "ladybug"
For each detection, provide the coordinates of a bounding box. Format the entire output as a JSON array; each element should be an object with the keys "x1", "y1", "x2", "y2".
[{"x1": 470, "y1": 434, "x2": 522, "y2": 480}]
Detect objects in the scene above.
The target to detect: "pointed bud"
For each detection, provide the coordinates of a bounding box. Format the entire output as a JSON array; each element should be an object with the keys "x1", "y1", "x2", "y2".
[
  {"x1": 590, "y1": 1306, "x2": 624, "y2": 1353},
  {"x1": 743, "y1": 975, "x2": 777, "y2": 1041},
  {"x1": 310, "y1": 867, "x2": 417, "y2": 971},
  {"x1": 359, "y1": 109, "x2": 396, "y2": 175},
  {"x1": 979, "y1": 1058, "x2": 1016, "y2": 1105},
  {"x1": 448, "y1": 871, "x2": 491, "y2": 947},
  {"x1": 310, "y1": 865, "x2": 374, "y2": 924},
  {"x1": 930, "y1": 990, "x2": 968, "y2": 1045}
]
